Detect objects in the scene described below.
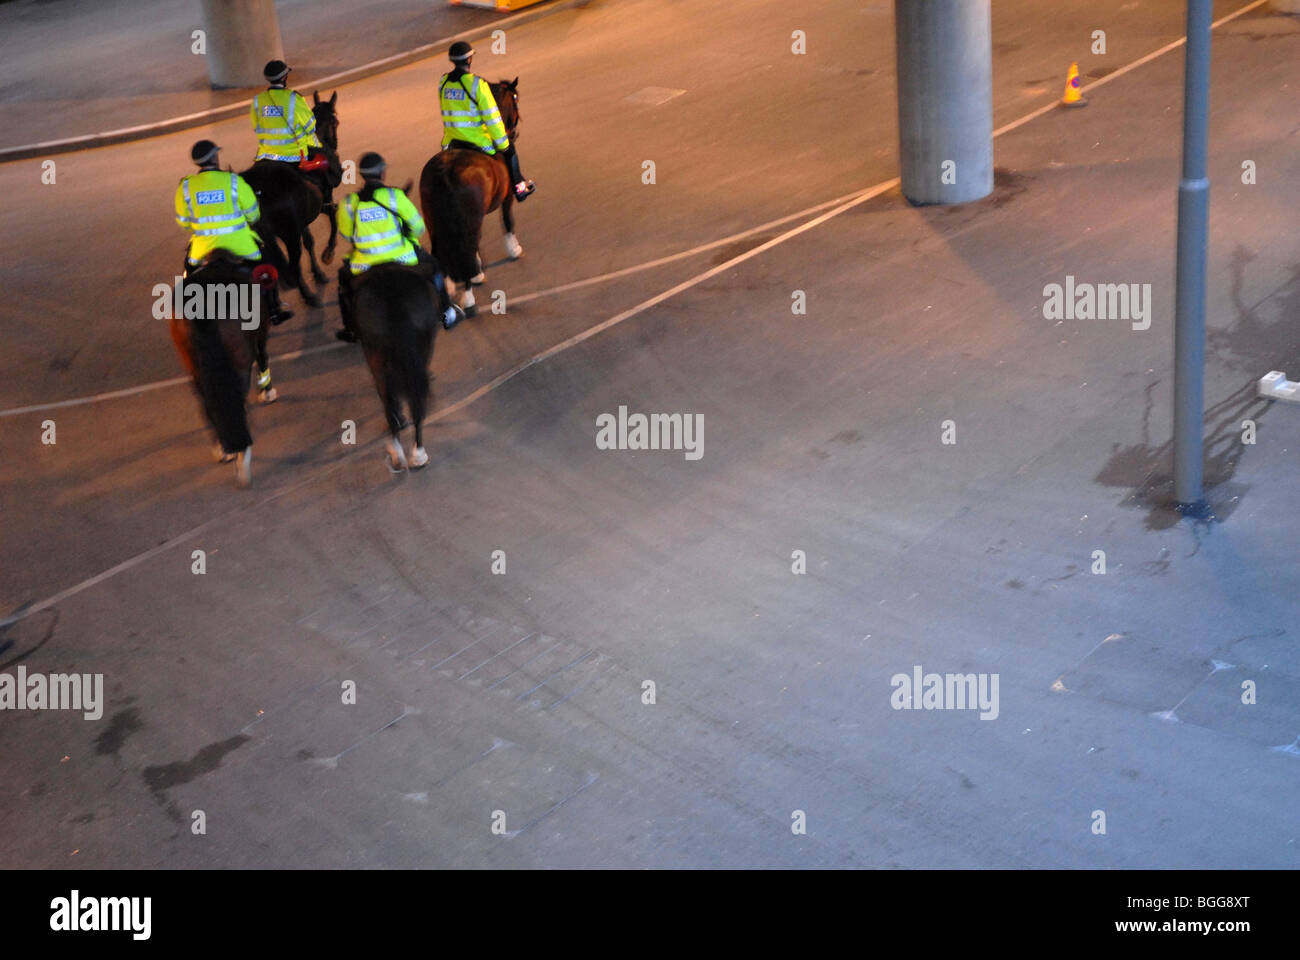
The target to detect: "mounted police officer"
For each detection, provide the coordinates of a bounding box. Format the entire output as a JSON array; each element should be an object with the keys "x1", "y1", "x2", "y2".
[
  {"x1": 334, "y1": 152, "x2": 461, "y2": 342},
  {"x1": 439, "y1": 41, "x2": 535, "y2": 202},
  {"x1": 251, "y1": 59, "x2": 323, "y2": 163},
  {"x1": 174, "y1": 139, "x2": 292, "y2": 326}
]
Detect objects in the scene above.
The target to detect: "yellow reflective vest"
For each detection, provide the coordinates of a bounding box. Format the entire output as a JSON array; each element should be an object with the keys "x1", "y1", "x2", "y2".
[
  {"x1": 251, "y1": 87, "x2": 322, "y2": 161},
  {"x1": 439, "y1": 71, "x2": 509, "y2": 154},
  {"x1": 337, "y1": 186, "x2": 425, "y2": 273},
  {"x1": 174, "y1": 170, "x2": 263, "y2": 264}
]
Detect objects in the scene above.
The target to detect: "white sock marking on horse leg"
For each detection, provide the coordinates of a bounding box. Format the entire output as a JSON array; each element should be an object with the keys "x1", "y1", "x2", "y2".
[{"x1": 386, "y1": 437, "x2": 407, "y2": 472}]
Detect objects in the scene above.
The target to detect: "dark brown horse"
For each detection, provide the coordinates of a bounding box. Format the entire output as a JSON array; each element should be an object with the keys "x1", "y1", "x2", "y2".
[
  {"x1": 352, "y1": 263, "x2": 439, "y2": 472},
  {"x1": 241, "y1": 90, "x2": 343, "y2": 308},
  {"x1": 167, "y1": 253, "x2": 278, "y2": 487},
  {"x1": 419, "y1": 78, "x2": 525, "y2": 318}
]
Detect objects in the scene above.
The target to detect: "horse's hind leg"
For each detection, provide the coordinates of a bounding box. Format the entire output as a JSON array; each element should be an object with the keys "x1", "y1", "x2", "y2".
[
  {"x1": 364, "y1": 347, "x2": 405, "y2": 471},
  {"x1": 408, "y1": 344, "x2": 430, "y2": 470},
  {"x1": 458, "y1": 282, "x2": 476, "y2": 318},
  {"x1": 459, "y1": 216, "x2": 485, "y2": 317},
  {"x1": 302, "y1": 224, "x2": 328, "y2": 286},
  {"x1": 284, "y1": 225, "x2": 321, "y2": 307},
  {"x1": 321, "y1": 193, "x2": 339, "y2": 265}
]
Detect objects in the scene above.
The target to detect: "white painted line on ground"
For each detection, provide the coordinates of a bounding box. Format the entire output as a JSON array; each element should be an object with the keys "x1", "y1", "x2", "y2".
[
  {"x1": 0, "y1": 188, "x2": 870, "y2": 419},
  {"x1": 425, "y1": 179, "x2": 900, "y2": 430}
]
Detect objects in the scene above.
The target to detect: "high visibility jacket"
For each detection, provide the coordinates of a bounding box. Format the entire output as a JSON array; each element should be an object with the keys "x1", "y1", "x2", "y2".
[
  {"x1": 174, "y1": 169, "x2": 263, "y2": 264},
  {"x1": 439, "y1": 71, "x2": 509, "y2": 154},
  {"x1": 251, "y1": 87, "x2": 322, "y2": 161},
  {"x1": 337, "y1": 186, "x2": 425, "y2": 273}
]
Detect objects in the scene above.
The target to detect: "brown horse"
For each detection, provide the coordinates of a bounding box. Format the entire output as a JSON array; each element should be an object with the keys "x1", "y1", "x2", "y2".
[{"x1": 419, "y1": 78, "x2": 525, "y2": 318}]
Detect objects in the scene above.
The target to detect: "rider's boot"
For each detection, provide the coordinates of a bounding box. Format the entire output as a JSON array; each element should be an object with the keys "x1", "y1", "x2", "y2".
[
  {"x1": 335, "y1": 262, "x2": 359, "y2": 342},
  {"x1": 506, "y1": 147, "x2": 535, "y2": 202},
  {"x1": 413, "y1": 249, "x2": 462, "y2": 330},
  {"x1": 431, "y1": 265, "x2": 463, "y2": 330}
]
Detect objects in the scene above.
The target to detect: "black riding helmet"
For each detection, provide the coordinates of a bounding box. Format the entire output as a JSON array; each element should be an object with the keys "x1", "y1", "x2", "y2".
[
  {"x1": 263, "y1": 59, "x2": 291, "y2": 83},
  {"x1": 190, "y1": 140, "x2": 220, "y2": 166},
  {"x1": 357, "y1": 152, "x2": 387, "y2": 179},
  {"x1": 449, "y1": 41, "x2": 473, "y2": 63}
]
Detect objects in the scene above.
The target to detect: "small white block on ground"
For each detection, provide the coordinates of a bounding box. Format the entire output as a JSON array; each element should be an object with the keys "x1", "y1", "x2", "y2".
[{"x1": 1258, "y1": 371, "x2": 1300, "y2": 403}]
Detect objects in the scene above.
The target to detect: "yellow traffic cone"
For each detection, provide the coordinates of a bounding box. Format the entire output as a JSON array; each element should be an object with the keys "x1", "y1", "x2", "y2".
[{"x1": 1061, "y1": 62, "x2": 1087, "y2": 108}]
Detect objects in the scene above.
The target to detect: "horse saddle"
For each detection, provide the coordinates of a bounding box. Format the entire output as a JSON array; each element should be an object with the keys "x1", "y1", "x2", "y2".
[
  {"x1": 185, "y1": 249, "x2": 255, "y2": 279},
  {"x1": 304, "y1": 147, "x2": 343, "y2": 188}
]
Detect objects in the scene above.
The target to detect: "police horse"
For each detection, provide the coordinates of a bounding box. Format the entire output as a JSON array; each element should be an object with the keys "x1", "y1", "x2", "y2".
[
  {"x1": 352, "y1": 263, "x2": 441, "y2": 472},
  {"x1": 241, "y1": 91, "x2": 343, "y2": 308},
  {"x1": 419, "y1": 78, "x2": 526, "y2": 318},
  {"x1": 168, "y1": 253, "x2": 280, "y2": 487}
]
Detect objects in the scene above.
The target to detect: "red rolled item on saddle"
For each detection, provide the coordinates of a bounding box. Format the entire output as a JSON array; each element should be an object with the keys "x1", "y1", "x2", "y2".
[
  {"x1": 298, "y1": 151, "x2": 329, "y2": 172},
  {"x1": 251, "y1": 264, "x2": 278, "y2": 289}
]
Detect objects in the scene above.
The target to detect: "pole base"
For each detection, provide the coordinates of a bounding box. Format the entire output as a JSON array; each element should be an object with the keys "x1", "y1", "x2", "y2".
[
  {"x1": 1258, "y1": 370, "x2": 1300, "y2": 403},
  {"x1": 1176, "y1": 498, "x2": 1215, "y2": 522}
]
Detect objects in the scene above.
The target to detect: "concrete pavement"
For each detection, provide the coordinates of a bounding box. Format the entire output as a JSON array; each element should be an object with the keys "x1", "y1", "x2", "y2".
[
  {"x1": 1, "y1": 0, "x2": 1298, "y2": 868},
  {"x1": 0, "y1": 0, "x2": 502, "y2": 150}
]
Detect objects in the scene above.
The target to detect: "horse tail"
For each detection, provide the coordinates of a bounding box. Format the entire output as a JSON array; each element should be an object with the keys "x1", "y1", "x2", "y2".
[
  {"x1": 255, "y1": 219, "x2": 290, "y2": 282},
  {"x1": 424, "y1": 158, "x2": 478, "y2": 283},
  {"x1": 356, "y1": 268, "x2": 436, "y2": 435},
  {"x1": 190, "y1": 314, "x2": 252, "y2": 454}
]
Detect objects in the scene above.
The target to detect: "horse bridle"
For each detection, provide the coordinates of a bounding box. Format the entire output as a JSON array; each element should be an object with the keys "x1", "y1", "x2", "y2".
[
  {"x1": 495, "y1": 84, "x2": 521, "y2": 143},
  {"x1": 313, "y1": 105, "x2": 339, "y2": 150}
]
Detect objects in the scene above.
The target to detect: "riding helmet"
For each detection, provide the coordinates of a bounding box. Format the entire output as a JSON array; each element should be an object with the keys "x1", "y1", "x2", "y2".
[
  {"x1": 358, "y1": 152, "x2": 387, "y2": 178},
  {"x1": 190, "y1": 140, "x2": 221, "y2": 165},
  {"x1": 263, "y1": 59, "x2": 291, "y2": 83},
  {"x1": 449, "y1": 41, "x2": 474, "y2": 62}
]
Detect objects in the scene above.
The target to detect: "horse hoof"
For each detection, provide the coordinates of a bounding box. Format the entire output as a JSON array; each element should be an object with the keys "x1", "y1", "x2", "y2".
[
  {"x1": 409, "y1": 447, "x2": 429, "y2": 470},
  {"x1": 462, "y1": 303, "x2": 478, "y2": 319},
  {"x1": 504, "y1": 234, "x2": 523, "y2": 260},
  {"x1": 259, "y1": 387, "x2": 278, "y2": 404},
  {"x1": 470, "y1": 272, "x2": 486, "y2": 286},
  {"x1": 235, "y1": 447, "x2": 252, "y2": 488},
  {"x1": 386, "y1": 439, "x2": 407, "y2": 473},
  {"x1": 213, "y1": 444, "x2": 236, "y2": 463},
  {"x1": 304, "y1": 294, "x2": 323, "y2": 308},
  {"x1": 313, "y1": 273, "x2": 329, "y2": 286}
]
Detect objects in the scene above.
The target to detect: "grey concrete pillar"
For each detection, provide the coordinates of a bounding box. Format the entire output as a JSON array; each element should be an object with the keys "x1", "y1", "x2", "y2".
[
  {"x1": 198, "y1": 0, "x2": 285, "y2": 89},
  {"x1": 894, "y1": 0, "x2": 994, "y2": 205}
]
